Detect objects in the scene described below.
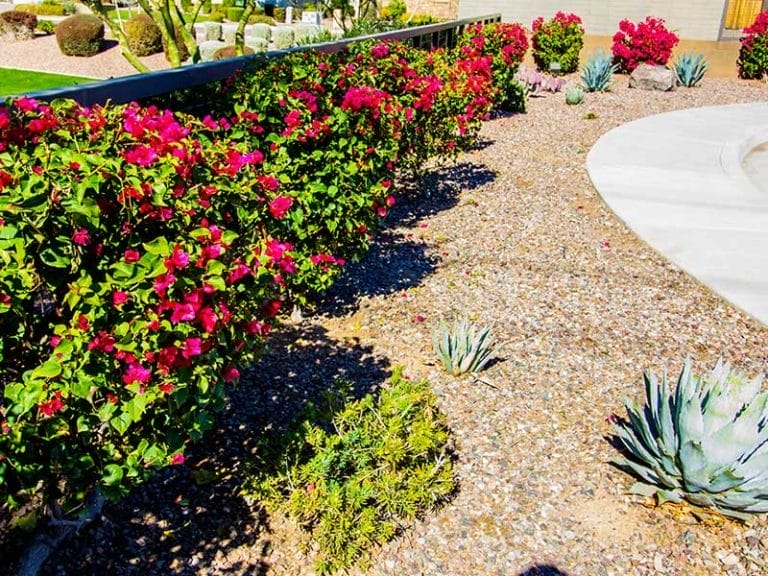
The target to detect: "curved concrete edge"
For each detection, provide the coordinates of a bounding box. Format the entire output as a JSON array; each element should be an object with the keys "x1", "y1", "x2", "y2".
[{"x1": 586, "y1": 103, "x2": 768, "y2": 327}]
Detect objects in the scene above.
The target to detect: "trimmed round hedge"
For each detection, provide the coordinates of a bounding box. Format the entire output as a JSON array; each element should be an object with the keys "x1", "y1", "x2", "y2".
[
  {"x1": 124, "y1": 13, "x2": 162, "y2": 56},
  {"x1": 55, "y1": 13, "x2": 104, "y2": 57}
]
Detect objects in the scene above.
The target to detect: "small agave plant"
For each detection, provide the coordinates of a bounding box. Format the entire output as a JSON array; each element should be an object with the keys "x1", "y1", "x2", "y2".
[
  {"x1": 612, "y1": 359, "x2": 768, "y2": 520},
  {"x1": 565, "y1": 86, "x2": 584, "y2": 105},
  {"x1": 432, "y1": 318, "x2": 496, "y2": 376},
  {"x1": 673, "y1": 52, "x2": 709, "y2": 87},
  {"x1": 580, "y1": 50, "x2": 618, "y2": 92}
]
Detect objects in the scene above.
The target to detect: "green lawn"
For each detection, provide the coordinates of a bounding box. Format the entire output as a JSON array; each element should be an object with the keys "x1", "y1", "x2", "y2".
[{"x1": 0, "y1": 68, "x2": 98, "y2": 98}]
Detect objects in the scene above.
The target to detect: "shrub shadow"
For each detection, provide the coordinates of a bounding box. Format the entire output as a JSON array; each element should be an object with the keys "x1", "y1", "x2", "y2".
[
  {"x1": 32, "y1": 324, "x2": 390, "y2": 576},
  {"x1": 518, "y1": 565, "x2": 573, "y2": 576},
  {"x1": 317, "y1": 161, "x2": 495, "y2": 315}
]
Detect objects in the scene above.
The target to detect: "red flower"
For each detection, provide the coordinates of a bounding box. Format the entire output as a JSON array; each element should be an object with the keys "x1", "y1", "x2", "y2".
[
  {"x1": 170, "y1": 452, "x2": 185, "y2": 465},
  {"x1": 181, "y1": 337, "x2": 203, "y2": 359},
  {"x1": 38, "y1": 390, "x2": 65, "y2": 417},
  {"x1": 76, "y1": 315, "x2": 90, "y2": 332},
  {"x1": 223, "y1": 367, "x2": 240, "y2": 383},
  {"x1": 197, "y1": 307, "x2": 218, "y2": 333},
  {"x1": 124, "y1": 249, "x2": 141, "y2": 262}
]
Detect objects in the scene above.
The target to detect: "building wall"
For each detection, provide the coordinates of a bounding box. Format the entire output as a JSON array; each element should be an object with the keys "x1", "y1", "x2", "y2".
[{"x1": 457, "y1": 0, "x2": 729, "y2": 40}]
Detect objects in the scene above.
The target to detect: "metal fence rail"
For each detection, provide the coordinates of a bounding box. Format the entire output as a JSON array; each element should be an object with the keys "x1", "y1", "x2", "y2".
[{"x1": 24, "y1": 13, "x2": 502, "y2": 107}]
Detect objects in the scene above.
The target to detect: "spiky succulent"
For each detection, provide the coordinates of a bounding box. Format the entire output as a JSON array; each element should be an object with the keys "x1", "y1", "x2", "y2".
[
  {"x1": 612, "y1": 359, "x2": 768, "y2": 520},
  {"x1": 565, "y1": 86, "x2": 584, "y2": 105},
  {"x1": 432, "y1": 318, "x2": 496, "y2": 376},
  {"x1": 580, "y1": 50, "x2": 618, "y2": 92},
  {"x1": 673, "y1": 52, "x2": 708, "y2": 87}
]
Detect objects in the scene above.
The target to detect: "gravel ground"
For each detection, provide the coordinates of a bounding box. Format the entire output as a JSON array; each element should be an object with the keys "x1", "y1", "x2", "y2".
[
  {"x1": 1, "y1": 34, "x2": 170, "y2": 79},
  {"x1": 3, "y1": 47, "x2": 768, "y2": 575}
]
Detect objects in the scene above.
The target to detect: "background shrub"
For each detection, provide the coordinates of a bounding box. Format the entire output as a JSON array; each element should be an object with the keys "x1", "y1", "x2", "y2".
[
  {"x1": 273, "y1": 7, "x2": 286, "y2": 21},
  {"x1": 531, "y1": 12, "x2": 584, "y2": 74},
  {"x1": 162, "y1": 25, "x2": 190, "y2": 62},
  {"x1": 207, "y1": 11, "x2": 225, "y2": 23},
  {"x1": 226, "y1": 7, "x2": 245, "y2": 21},
  {"x1": 14, "y1": 3, "x2": 65, "y2": 16},
  {"x1": 55, "y1": 13, "x2": 104, "y2": 56},
  {"x1": 738, "y1": 11, "x2": 768, "y2": 79},
  {"x1": 124, "y1": 13, "x2": 163, "y2": 57},
  {"x1": 0, "y1": 10, "x2": 38, "y2": 41},
  {"x1": 248, "y1": 14, "x2": 275, "y2": 25},
  {"x1": 611, "y1": 16, "x2": 679, "y2": 72},
  {"x1": 37, "y1": 19, "x2": 56, "y2": 35}
]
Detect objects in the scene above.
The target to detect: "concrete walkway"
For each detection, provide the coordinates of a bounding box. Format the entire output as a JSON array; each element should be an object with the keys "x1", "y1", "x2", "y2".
[{"x1": 587, "y1": 103, "x2": 768, "y2": 327}]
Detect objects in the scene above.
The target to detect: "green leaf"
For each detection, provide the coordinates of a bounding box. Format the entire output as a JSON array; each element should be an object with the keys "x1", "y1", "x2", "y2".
[{"x1": 102, "y1": 464, "x2": 124, "y2": 486}]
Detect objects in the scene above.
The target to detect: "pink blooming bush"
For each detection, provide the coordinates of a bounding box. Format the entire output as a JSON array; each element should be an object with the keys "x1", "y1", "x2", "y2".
[
  {"x1": 458, "y1": 22, "x2": 528, "y2": 111},
  {"x1": 0, "y1": 34, "x2": 507, "y2": 516},
  {"x1": 738, "y1": 11, "x2": 768, "y2": 79},
  {"x1": 611, "y1": 16, "x2": 680, "y2": 72}
]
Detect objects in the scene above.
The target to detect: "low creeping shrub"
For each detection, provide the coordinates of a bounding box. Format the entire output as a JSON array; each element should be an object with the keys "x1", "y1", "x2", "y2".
[
  {"x1": 531, "y1": 11, "x2": 584, "y2": 75},
  {"x1": 612, "y1": 359, "x2": 768, "y2": 520},
  {"x1": 243, "y1": 368, "x2": 456, "y2": 575},
  {"x1": 611, "y1": 16, "x2": 679, "y2": 73},
  {"x1": 738, "y1": 11, "x2": 768, "y2": 80}
]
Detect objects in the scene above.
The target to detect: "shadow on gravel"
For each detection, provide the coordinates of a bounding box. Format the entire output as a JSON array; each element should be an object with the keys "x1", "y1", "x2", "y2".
[
  {"x1": 317, "y1": 161, "x2": 495, "y2": 315},
  {"x1": 518, "y1": 565, "x2": 573, "y2": 576},
  {"x1": 32, "y1": 325, "x2": 390, "y2": 576},
  {"x1": 517, "y1": 564, "x2": 568, "y2": 576}
]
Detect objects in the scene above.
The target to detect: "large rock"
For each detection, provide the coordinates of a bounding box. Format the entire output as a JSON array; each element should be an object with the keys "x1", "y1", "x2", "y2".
[{"x1": 629, "y1": 64, "x2": 677, "y2": 91}]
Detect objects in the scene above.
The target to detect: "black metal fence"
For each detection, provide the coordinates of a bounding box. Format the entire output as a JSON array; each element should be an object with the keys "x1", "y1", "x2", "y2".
[{"x1": 25, "y1": 13, "x2": 501, "y2": 107}]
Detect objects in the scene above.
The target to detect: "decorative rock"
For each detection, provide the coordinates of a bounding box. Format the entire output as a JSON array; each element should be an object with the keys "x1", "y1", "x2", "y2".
[
  {"x1": 629, "y1": 63, "x2": 677, "y2": 91},
  {"x1": 198, "y1": 40, "x2": 226, "y2": 62},
  {"x1": 244, "y1": 36, "x2": 268, "y2": 53},
  {"x1": 203, "y1": 21, "x2": 222, "y2": 42}
]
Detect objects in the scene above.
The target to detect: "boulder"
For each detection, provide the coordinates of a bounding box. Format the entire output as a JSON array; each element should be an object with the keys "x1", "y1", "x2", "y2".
[
  {"x1": 198, "y1": 39, "x2": 226, "y2": 62},
  {"x1": 629, "y1": 64, "x2": 677, "y2": 91}
]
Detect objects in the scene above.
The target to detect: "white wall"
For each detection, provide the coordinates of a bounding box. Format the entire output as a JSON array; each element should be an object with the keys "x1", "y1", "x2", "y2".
[{"x1": 458, "y1": 0, "x2": 729, "y2": 40}]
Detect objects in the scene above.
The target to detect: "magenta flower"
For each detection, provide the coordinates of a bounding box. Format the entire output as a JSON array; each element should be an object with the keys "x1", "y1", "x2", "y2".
[
  {"x1": 170, "y1": 303, "x2": 196, "y2": 324},
  {"x1": 72, "y1": 228, "x2": 91, "y2": 246},
  {"x1": 112, "y1": 291, "x2": 128, "y2": 307},
  {"x1": 181, "y1": 337, "x2": 203, "y2": 359},
  {"x1": 122, "y1": 362, "x2": 152, "y2": 385},
  {"x1": 197, "y1": 307, "x2": 218, "y2": 333},
  {"x1": 269, "y1": 196, "x2": 293, "y2": 219}
]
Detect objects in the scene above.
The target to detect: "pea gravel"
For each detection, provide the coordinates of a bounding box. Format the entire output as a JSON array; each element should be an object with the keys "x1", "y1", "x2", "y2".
[{"x1": 3, "y1": 42, "x2": 768, "y2": 576}]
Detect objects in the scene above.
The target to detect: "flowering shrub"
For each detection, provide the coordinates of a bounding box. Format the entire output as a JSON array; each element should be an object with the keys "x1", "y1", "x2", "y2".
[
  {"x1": 458, "y1": 22, "x2": 528, "y2": 112},
  {"x1": 611, "y1": 16, "x2": 679, "y2": 72},
  {"x1": 738, "y1": 11, "x2": 768, "y2": 79},
  {"x1": 0, "y1": 31, "x2": 513, "y2": 517},
  {"x1": 531, "y1": 12, "x2": 584, "y2": 74}
]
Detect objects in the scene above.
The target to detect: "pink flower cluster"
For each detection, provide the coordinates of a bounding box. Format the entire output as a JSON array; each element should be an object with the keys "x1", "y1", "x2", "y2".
[{"x1": 611, "y1": 16, "x2": 679, "y2": 72}]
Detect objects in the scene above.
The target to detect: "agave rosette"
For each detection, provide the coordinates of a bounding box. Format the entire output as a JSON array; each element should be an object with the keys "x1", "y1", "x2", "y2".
[
  {"x1": 432, "y1": 318, "x2": 496, "y2": 376},
  {"x1": 613, "y1": 359, "x2": 768, "y2": 520}
]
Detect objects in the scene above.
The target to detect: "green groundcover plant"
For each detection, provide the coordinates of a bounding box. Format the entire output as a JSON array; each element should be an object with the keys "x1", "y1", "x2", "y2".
[
  {"x1": 243, "y1": 368, "x2": 456, "y2": 575},
  {"x1": 531, "y1": 11, "x2": 584, "y2": 74},
  {"x1": 0, "y1": 28, "x2": 525, "y2": 521},
  {"x1": 738, "y1": 10, "x2": 768, "y2": 80}
]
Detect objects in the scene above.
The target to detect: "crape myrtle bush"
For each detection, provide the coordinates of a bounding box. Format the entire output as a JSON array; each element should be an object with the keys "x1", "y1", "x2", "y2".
[
  {"x1": 738, "y1": 11, "x2": 768, "y2": 79},
  {"x1": 0, "y1": 29, "x2": 510, "y2": 514},
  {"x1": 456, "y1": 22, "x2": 528, "y2": 112},
  {"x1": 531, "y1": 11, "x2": 584, "y2": 75},
  {"x1": 611, "y1": 16, "x2": 679, "y2": 73}
]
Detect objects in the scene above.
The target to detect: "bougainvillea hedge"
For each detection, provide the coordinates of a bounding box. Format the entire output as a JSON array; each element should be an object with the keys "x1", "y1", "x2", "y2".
[
  {"x1": 0, "y1": 26, "x2": 526, "y2": 515},
  {"x1": 738, "y1": 11, "x2": 768, "y2": 79},
  {"x1": 611, "y1": 16, "x2": 679, "y2": 72}
]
